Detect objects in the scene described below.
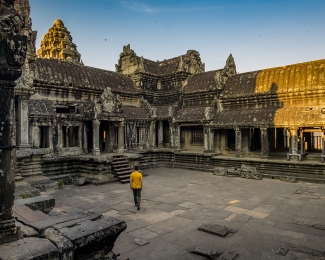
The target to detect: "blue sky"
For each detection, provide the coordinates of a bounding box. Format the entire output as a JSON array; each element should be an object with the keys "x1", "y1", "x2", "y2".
[{"x1": 29, "y1": 0, "x2": 325, "y2": 73}]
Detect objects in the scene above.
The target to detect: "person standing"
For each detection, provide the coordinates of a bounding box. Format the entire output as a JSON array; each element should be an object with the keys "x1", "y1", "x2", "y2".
[{"x1": 130, "y1": 165, "x2": 142, "y2": 210}]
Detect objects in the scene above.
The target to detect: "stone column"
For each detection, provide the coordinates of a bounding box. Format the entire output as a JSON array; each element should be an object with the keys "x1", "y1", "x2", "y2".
[
  {"x1": 220, "y1": 129, "x2": 227, "y2": 154},
  {"x1": 158, "y1": 121, "x2": 163, "y2": 148},
  {"x1": 83, "y1": 124, "x2": 88, "y2": 153},
  {"x1": 260, "y1": 127, "x2": 269, "y2": 158},
  {"x1": 92, "y1": 119, "x2": 100, "y2": 156},
  {"x1": 0, "y1": 20, "x2": 27, "y2": 243},
  {"x1": 108, "y1": 123, "x2": 114, "y2": 152},
  {"x1": 300, "y1": 131, "x2": 304, "y2": 156},
  {"x1": 235, "y1": 127, "x2": 242, "y2": 158},
  {"x1": 78, "y1": 125, "x2": 82, "y2": 150},
  {"x1": 241, "y1": 128, "x2": 250, "y2": 156},
  {"x1": 215, "y1": 130, "x2": 221, "y2": 154},
  {"x1": 209, "y1": 128, "x2": 214, "y2": 153},
  {"x1": 105, "y1": 124, "x2": 109, "y2": 153},
  {"x1": 322, "y1": 132, "x2": 325, "y2": 162},
  {"x1": 289, "y1": 129, "x2": 298, "y2": 161},
  {"x1": 204, "y1": 126, "x2": 210, "y2": 152},
  {"x1": 65, "y1": 126, "x2": 69, "y2": 148},
  {"x1": 16, "y1": 96, "x2": 30, "y2": 149},
  {"x1": 31, "y1": 122, "x2": 40, "y2": 148},
  {"x1": 169, "y1": 122, "x2": 175, "y2": 148},
  {"x1": 174, "y1": 124, "x2": 180, "y2": 149},
  {"x1": 117, "y1": 121, "x2": 125, "y2": 153},
  {"x1": 149, "y1": 120, "x2": 156, "y2": 149}
]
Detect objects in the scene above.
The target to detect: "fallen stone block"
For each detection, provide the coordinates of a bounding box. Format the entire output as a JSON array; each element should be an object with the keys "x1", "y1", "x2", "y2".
[
  {"x1": 16, "y1": 220, "x2": 38, "y2": 238},
  {"x1": 213, "y1": 167, "x2": 227, "y2": 176},
  {"x1": 134, "y1": 238, "x2": 150, "y2": 246},
  {"x1": 226, "y1": 168, "x2": 240, "y2": 177},
  {"x1": 217, "y1": 251, "x2": 238, "y2": 260},
  {"x1": 198, "y1": 224, "x2": 237, "y2": 238},
  {"x1": 76, "y1": 176, "x2": 92, "y2": 186},
  {"x1": 239, "y1": 165, "x2": 262, "y2": 180},
  {"x1": 190, "y1": 246, "x2": 222, "y2": 260},
  {"x1": 15, "y1": 195, "x2": 55, "y2": 214},
  {"x1": 276, "y1": 243, "x2": 325, "y2": 257}
]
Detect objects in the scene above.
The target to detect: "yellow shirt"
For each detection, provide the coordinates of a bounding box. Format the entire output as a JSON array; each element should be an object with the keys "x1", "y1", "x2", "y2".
[{"x1": 130, "y1": 171, "x2": 142, "y2": 189}]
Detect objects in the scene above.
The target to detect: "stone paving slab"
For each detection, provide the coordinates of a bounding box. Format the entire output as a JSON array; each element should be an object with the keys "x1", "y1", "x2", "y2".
[{"x1": 40, "y1": 167, "x2": 325, "y2": 260}]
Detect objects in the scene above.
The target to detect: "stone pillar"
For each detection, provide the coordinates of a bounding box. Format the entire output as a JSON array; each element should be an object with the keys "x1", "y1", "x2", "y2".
[
  {"x1": 158, "y1": 121, "x2": 163, "y2": 148},
  {"x1": 78, "y1": 125, "x2": 82, "y2": 150},
  {"x1": 83, "y1": 124, "x2": 88, "y2": 153},
  {"x1": 149, "y1": 120, "x2": 156, "y2": 149},
  {"x1": 31, "y1": 122, "x2": 40, "y2": 148},
  {"x1": 215, "y1": 130, "x2": 221, "y2": 154},
  {"x1": 260, "y1": 127, "x2": 269, "y2": 158},
  {"x1": 105, "y1": 124, "x2": 109, "y2": 153},
  {"x1": 289, "y1": 128, "x2": 299, "y2": 161},
  {"x1": 209, "y1": 128, "x2": 214, "y2": 153},
  {"x1": 204, "y1": 126, "x2": 210, "y2": 152},
  {"x1": 174, "y1": 124, "x2": 180, "y2": 149},
  {"x1": 0, "y1": 17, "x2": 27, "y2": 243},
  {"x1": 108, "y1": 123, "x2": 114, "y2": 152},
  {"x1": 117, "y1": 121, "x2": 125, "y2": 153},
  {"x1": 169, "y1": 122, "x2": 174, "y2": 148},
  {"x1": 92, "y1": 119, "x2": 100, "y2": 156},
  {"x1": 16, "y1": 96, "x2": 30, "y2": 149},
  {"x1": 65, "y1": 126, "x2": 69, "y2": 148},
  {"x1": 300, "y1": 131, "x2": 304, "y2": 156},
  {"x1": 220, "y1": 129, "x2": 227, "y2": 154},
  {"x1": 235, "y1": 127, "x2": 242, "y2": 158},
  {"x1": 322, "y1": 133, "x2": 325, "y2": 162}
]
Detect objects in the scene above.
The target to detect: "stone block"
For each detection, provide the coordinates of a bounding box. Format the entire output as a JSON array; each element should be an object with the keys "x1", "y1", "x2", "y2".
[
  {"x1": 217, "y1": 251, "x2": 238, "y2": 260},
  {"x1": 190, "y1": 246, "x2": 222, "y2": 260},
  {"x1": 44, "y1": 227, "x2": 74, "y2": 260},
  {"x1": 15, "y1": 195, "x2": 55, "y2": 214},
  {"x1": 0, "y1": 237, "x2": 59, "y2": 260},
  {"x1": 198, "y1": 224, "x2": 237, "y2": 238},
  {"x1": 213, "y1": 167, "x2": 227, "y2": 176},
  {"x1": 134, "y1": 238, "x2": 150, "y2": 246}
]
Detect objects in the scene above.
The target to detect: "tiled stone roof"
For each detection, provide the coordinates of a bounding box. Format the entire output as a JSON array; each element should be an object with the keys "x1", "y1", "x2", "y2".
[
  {"x1": 122, "y1": 106, "x2": 150, "y2": 120},
  {"x1": 183, "y1": 70, "x2": 223, "y2": 93},
  {"x1": 32, "y1": 58, "x2": 138, "y2": 94},
  {"x1": 143, "y1": 57, "x2": 180, "y2": 75},
  {"x1": 175, "y1": 106, "x2": 207, "y2": 122},
  {"x1": 29, "y1": 99, "x2": 55, "y2": 115}
]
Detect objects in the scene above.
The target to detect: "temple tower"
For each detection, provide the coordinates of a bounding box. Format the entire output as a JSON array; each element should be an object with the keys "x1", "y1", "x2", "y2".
[{"x1": 36, "y1": 19, "x2": 82, "y2": 64}]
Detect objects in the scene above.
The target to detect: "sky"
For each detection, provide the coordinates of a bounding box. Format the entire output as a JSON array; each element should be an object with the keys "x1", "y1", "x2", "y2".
[{"x1": 29, "y1": 0, "x2": 325, "y2": 73}]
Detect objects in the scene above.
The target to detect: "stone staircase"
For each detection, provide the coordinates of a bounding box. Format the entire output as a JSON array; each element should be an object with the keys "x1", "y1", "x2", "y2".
[{"x1": 111, "y1": 155, "x2": 132, "y2": 183}]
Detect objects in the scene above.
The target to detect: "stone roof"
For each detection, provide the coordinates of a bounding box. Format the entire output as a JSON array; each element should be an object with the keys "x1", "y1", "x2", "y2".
[
  {"x1": 222, "y1": 59, "x2": 325, "y2": 98},
  {"x1": 32, "y1": 58, "x2": 138, "y2": 94},
  {"x1": 212, "y1": 108, "x2": 276, "y2": 128},
  {"x1": 153, "y1": 105, "x2": 171, "y2": 119},
  {"x1": 143, "y1": 57, "x2": 180, "y2": 75},
  {"x1": 183, "y1": 70, "x2": 223, "y2": 93},
  {"x1": 175, "y1": 106, "x2": 207, "y2": 122},
  {"x1": 122, "y1": 106, "x2": 150, "y2": 120}
]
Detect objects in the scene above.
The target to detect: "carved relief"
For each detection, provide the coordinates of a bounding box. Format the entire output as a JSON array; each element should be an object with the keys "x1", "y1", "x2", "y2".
[{"x1": 98, "y1": 87, "x2": 114, "y2": 113}]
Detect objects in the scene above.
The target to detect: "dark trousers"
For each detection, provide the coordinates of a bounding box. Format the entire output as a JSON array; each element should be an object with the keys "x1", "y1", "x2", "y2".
[{"x1": 133, "y1": 188, "x2": 142, "y2": 205}]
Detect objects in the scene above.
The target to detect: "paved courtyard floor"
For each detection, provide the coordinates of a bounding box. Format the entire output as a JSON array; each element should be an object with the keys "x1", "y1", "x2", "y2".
[{"x1": 43, "y1": 168, "x2": 325, "y2": 260}]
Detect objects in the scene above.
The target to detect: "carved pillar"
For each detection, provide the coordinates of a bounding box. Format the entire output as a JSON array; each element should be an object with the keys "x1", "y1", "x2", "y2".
[
  {"x1": 92, "y1": 119, "x2": 100, "y2": 156},
  {"x1": 235, "y1": 127, "x2": 242, "y2": 158},
  {"x1": 16, "y1": 96, "x2": 30, "y2": 149},
  {"x1": 108, "y1": 123, "x2": 114, "y2": 152},
  {"x1": 0, "y1": 17, "x2": 27, "y2": 243},
  {"x1": 260, "y1": 127, "x2": 269, "y2": 158},
  {"x1": 83, "y1": 124, "x2": 88, "y2": 153},
  {"x1": 158, "y1": 121, "x2": 163, "y2": 148},
  {"x1": 105, "y1": 124, "x2": 109, "y2": 153},
  {"x1": 169, "y1": 122, "x2": 174, "y2": 148},
  {"x1": 117, "y1": 121, "x2": 125, "y2": 153},
  {"x1": 241, "y1": 128, "x2": 250, "y2": 156},
  {"x1": 215, "y1": 130, "x2": 221, "y2": 154}
]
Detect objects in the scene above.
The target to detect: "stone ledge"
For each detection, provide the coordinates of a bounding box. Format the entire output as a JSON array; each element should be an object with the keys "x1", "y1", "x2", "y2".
[{"x1": 15, "y1": 195, "x2": 55, "y2": 214}]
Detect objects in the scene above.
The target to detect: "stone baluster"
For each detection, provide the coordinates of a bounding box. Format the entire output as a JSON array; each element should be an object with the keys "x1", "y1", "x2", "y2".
[
  {"x1": 235, "y1": 127, "x2": 242, "y2": 158},
  {"x1": 117, "y1": 121, "x2": 125, "y2": 153},
  {"x1": 260, "y1": 127, "x2": 269, "y2": 158},
  {"x1": 92, "y1": 119, "x2": 100, "y2": 155}
]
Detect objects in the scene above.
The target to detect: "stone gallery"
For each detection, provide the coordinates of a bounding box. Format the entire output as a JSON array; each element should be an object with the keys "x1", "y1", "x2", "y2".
[{"x1": 1, "y1": 0, "x2": 325, "y2": 258}]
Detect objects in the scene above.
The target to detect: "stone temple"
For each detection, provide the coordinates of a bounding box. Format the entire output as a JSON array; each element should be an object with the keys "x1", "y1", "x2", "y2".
[{"x1": 1, "y1": 0, "x2": 325, "y2": 258}]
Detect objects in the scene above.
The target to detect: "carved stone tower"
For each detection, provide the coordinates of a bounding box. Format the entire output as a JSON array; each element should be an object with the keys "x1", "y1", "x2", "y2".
[{"x1": 36, "y1": 19, "x2": 82, "y2": 64}]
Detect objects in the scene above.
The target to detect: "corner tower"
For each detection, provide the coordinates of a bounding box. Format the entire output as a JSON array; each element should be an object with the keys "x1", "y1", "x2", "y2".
[{"x1": 36, "y1": 19, "x2": 82, "y2": 64}]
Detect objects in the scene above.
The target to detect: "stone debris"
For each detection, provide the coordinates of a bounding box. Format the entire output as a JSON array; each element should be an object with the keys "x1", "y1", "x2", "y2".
[
  {"x1": 217, "y1": 251, "x2": 238, "y2": 260},
  {"x1": 276, "y1": 243, "x2": 325, "y2": 257},
  {"x1": 134, "y1": 238, "x2": 150, "y2": 246},
  {"x1": 198, "y1": 224, "x2": 237, "y2": 238},
  {"x1": 213, "y1": 165, "x2": 262, "y2": 180},
  {"x1": 190, "y1": 246, "x2": 222, "y2": 259}
]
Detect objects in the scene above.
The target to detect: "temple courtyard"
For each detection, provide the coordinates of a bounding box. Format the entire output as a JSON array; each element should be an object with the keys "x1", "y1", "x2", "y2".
[{"x1": 42, "y1": 168, "x2": 325, "y2": 260}]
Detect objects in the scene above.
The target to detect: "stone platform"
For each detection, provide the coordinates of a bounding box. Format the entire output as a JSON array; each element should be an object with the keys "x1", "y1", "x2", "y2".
[{"x1": 38, "y1": 167, "x2": 325, "y2": 259}]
